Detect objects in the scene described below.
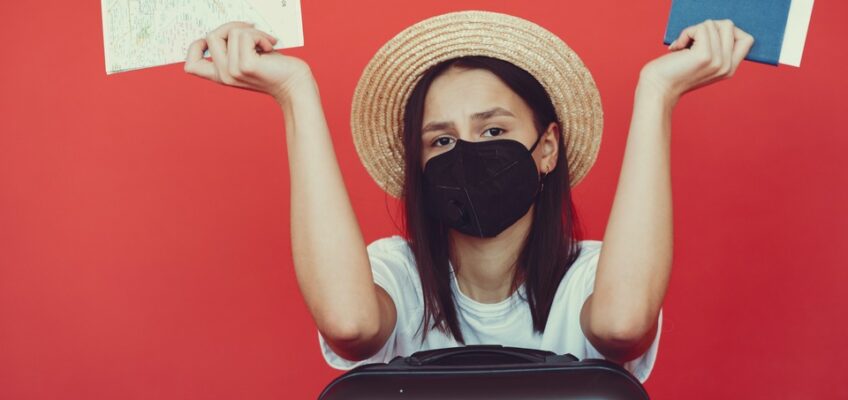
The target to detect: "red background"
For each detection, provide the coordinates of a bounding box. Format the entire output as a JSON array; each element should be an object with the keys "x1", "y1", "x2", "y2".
[{"x1": 1, "y1": 1, "x2": 846, "y2": 399}]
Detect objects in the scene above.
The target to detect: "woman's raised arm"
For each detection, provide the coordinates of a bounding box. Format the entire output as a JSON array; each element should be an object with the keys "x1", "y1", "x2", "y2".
[
  {"x1": 183, "y1": 21, "x2": 396, "y2": 361},
  {"x1": 581, "y1": 19, "x2": 754, "y2": 363}
]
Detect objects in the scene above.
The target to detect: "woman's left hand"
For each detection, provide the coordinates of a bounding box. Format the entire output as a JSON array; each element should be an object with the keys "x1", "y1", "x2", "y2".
[{"x1": 639, "y1": 19, "x2": 755, "y2": 106}]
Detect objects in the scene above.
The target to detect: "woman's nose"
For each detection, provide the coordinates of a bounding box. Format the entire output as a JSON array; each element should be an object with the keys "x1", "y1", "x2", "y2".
[{"x1": 456, "y1": 129, "x2": 481, "y2": 142}]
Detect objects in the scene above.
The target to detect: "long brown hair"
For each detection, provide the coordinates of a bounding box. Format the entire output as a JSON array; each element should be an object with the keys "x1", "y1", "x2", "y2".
[{"x1": 401, "y1": 56, "x2": 584, "y2": 344}]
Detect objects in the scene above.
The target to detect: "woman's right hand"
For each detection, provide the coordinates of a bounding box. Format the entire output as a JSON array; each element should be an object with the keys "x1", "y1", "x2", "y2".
[
  {"x1": 639, "y1": 19, "x2": 754, "y2": 106},
  {"x1": 184, "y1": 21, "x2": 313, "y2": 104},
  {"x1": 185, "y1": 22, "x2": 394, "y2": 362}
]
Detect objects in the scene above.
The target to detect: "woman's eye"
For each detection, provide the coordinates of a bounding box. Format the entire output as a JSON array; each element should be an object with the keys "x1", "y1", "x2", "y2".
[
  {"x1": 433, "y1": 136, "x2": 455, "y2": 147},
  {"x1": 483, "y1": 127, "x2": 505, "y2": 137}
]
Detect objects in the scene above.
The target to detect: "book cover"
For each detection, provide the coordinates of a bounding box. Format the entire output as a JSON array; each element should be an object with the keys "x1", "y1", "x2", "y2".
[{"x1": 663, "y1": 0, "x2": 813, "y2": 67}]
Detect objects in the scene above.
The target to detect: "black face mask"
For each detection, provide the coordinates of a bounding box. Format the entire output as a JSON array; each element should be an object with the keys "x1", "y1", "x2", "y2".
[{"x1": 423, "y1": 135, "x2": 543, "y2": 238}]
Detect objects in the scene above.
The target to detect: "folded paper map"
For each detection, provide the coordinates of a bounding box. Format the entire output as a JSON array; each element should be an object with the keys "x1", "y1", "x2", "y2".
[{"x1": 101, "y1": 0, "x2": 303, "y2": 74}]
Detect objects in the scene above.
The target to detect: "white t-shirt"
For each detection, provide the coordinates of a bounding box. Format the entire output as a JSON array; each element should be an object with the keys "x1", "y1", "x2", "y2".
[{"x1": 317, "y1": 235, "x2": 662, "y2": 383}]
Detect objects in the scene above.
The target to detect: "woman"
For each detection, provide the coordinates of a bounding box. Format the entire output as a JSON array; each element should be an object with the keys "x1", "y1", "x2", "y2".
[{"x1": 184, "y1": 11, "x2": 753, "y2": 383}]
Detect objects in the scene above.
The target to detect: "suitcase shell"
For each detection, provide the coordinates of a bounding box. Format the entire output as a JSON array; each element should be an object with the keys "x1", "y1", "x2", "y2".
[{"x1": 318, "y1": 344, "x2": 649, "y2": 400}]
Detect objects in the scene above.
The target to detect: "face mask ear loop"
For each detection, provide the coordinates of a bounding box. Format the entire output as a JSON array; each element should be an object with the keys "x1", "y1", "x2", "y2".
[
  {"x1": 528, "y1": 133, "x2": 544, "y2": 154},
  {"x1": 529, "y1": 133, "x2": 546, "y2": 193}
]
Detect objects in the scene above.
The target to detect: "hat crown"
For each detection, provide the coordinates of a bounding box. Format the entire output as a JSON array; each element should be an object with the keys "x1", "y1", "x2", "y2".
[{"x1": 351, "y1": 10, "x2": 603, "y2": 198}]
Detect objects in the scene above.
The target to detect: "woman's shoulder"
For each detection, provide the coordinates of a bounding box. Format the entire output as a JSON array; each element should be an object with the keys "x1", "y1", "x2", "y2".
[
  {"x1": 540, "y1": 239, "x2": 606, "y2": 325},
  {"x1": 578, "y1": 239, "x2": 603, "y2": 251},
  {"x1": 366, "y1": 234, "x2": 415, "y2": 262},
  {"x1": 558, "y1": 239, "x2": 604, "y2": 291},
  {"x1": 573, "y1": 239, "x2": 603, "y2": 267},
  {"x1": 367, "y1": 234, "x2": 411, "y2": 251},
  {"x1": 365, "y1": 235, "x2": 418, "y2": 277},
  {"x1": 365, "y1": 235, "x2": 424, "y2": 312}
]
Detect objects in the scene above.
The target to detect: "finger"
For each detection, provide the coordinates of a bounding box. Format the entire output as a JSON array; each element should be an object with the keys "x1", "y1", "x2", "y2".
[
  {"x1": 209, "y1": 20, "x2": 255, "y2": 40},
  {"x1": 228, "y1": 28, "x2": 243, "y2": 79},
  {"x1": 717, "y1": 20, "x2": 735, "y2": 74},
  {"x1": 729, "y1": 27, "x2": 755, "y2": 75},
  {"x1": 206, "y1": 21, "x2": 256, "y2": 83},
  {"x1": 705, "y1": 20, "x2": 723, "y2": 69},
  {"x1": 673, "y1": 23, "x2": 711, "y2": 59},
  {"x1": 238, "y1": 29, "x2": 264, "y2": 78},
  {"x1": 669, "y1": 25, "x2": 696, "y2": 50},
  {"x1": 254, "y1": 29, "x2": 278, "y2": 49},
  {"x1": 209, "y1": 21, "x2": 277, "y2": 44},
  {"x1": 689, "y1": 23, "x2": 712, "y2": 61},
  {"x1": 184, "y1": 38, "x2": 219, "y2": 81},
  {"x1": 257, "y1": 37, "x2": 274, "y2": 52},
  {"x1": 244, "y1": 27, "x2": 276, "y2": 52},
  {"x1": 205, "y1": 29, "x2": 230, "y2": 82}
]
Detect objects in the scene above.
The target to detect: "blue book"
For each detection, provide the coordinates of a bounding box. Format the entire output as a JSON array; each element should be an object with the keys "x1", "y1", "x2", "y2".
[{"x1": 663, "y1": 0, "x2": 814, "y2": 67}]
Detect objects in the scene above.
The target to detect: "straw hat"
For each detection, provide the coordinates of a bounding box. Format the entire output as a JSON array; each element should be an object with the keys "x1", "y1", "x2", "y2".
[{"x1": 350, "y1": 10, "x2": 603, "y2": 198}]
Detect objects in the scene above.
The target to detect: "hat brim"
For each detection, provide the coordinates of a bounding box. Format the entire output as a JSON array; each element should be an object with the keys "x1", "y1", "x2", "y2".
[{"x1": 351, "y1": 10, "x2": 604, "y2": 198}]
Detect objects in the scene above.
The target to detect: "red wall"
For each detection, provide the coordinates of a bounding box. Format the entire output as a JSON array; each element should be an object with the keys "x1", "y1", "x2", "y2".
[{"x1": 1, "y1": 1, "x2": 845, "y2": 399}]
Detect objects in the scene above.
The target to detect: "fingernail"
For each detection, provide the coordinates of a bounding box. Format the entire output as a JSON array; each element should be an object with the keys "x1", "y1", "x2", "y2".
[{"x1": 668, "y1": 40, "x2": 676, "y2": 49}]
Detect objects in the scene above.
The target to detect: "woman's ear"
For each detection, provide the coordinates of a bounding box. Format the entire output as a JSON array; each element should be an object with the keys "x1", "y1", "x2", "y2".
[{"x1": 540, "y1": 122, "x2": 560, "y2": 174}]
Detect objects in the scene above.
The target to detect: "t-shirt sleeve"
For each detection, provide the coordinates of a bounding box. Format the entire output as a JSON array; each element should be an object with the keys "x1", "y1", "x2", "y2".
[
  {"x1": 574, "y1": 241, "x2": 663, "y2": 384},
  {"x1": 316, "y1": 235, "x2": 413, "y2": 370}
]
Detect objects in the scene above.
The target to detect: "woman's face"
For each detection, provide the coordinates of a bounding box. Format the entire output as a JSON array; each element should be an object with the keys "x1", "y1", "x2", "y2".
[{"x1": 420, "y1": 66, "x2": 555, "y2": 171}]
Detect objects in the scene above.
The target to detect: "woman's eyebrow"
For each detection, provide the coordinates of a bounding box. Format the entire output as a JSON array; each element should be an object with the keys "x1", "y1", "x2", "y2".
[
  {"x1": 421, "y1": 107, "x2": 516, "y2": 135},
  {"x1": 422, "y1": 121, "x2": 454, "y2": 135},
  {"x1": 471, "y1": 107, "x2": 515, "y2": 121}
]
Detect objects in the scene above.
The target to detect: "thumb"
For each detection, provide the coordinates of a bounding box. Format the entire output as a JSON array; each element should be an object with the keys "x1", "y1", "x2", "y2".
[
  {"x1": 669, "y1": 26, "x2": 697, "y2": 51},
  {"x1": 257, "y1": 37, "x2": 274, "y2": 52}
]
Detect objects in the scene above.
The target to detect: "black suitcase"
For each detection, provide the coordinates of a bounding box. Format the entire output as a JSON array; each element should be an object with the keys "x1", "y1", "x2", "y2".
[{"x1": 318, "y1": 344, "x2": 650, "y2": 400}]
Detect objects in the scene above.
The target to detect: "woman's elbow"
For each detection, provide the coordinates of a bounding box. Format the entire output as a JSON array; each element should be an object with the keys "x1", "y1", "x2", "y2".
[
  {"x1": 592, "y1": 317, "x2": 659, "y2": 363},
  {"x1": 320, "y1": 314, "x2": 379, "y2": 344}
]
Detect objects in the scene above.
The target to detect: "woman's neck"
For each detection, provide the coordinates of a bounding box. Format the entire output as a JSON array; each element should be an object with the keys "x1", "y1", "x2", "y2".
[{"x1": 448, "y1": 206, "x2": 534, "y2": 304}]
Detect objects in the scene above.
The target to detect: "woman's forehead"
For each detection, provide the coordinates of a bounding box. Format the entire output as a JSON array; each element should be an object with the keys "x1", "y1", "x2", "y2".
[{"x1": 423, "y1": 68, "x2": 530, "y2": 123}]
